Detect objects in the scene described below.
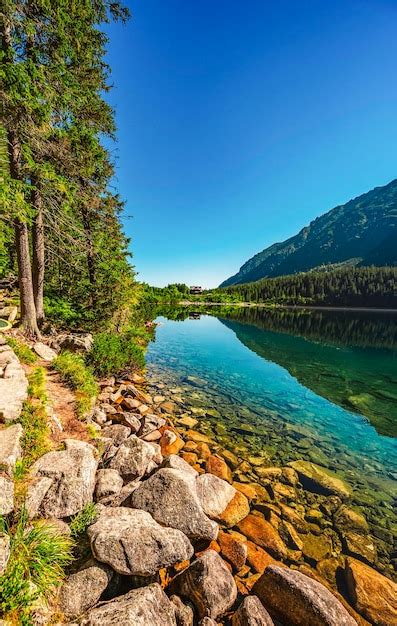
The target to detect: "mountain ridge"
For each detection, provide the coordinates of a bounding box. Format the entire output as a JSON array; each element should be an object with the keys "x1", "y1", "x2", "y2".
[{"x1": 220, "y1": 179, "x2": 397, "y2": 287}]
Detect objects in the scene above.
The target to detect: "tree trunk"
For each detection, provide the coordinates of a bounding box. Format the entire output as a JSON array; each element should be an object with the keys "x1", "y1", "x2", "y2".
[
  {"x1": 8, "y1": 130, "x2": 41, "y2": 338},
  {"x1": 32, "y1": 181, "x2": 45, "y2": 326}
]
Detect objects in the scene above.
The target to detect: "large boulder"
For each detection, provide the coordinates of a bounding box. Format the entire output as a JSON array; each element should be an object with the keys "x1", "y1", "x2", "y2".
[
  {"x1": 231, "y1": 596, "x2": 274, "y2": 626},
  {"x1": 169, "y1": 550, "x2": 237, "y2": 620},
  {"x1": 33, "y1": 342, "x2": 57, "y2": 362},
  {"x1": 88, "y1": 506, "x2": 194, "y2": 576},
  {"x1": 345, "y1": 557, "x2": 397, "y2": 626},
  {"x1": 109, "y1": 435, "x2": 161, "y2": 480},
  {"x1": 253, "y1": 564, "x2": 358, "y2": 626},
  {"x1": 59, "y1": 560, "x2": 113, "y2": 619},
  {"x1": 130, "y1": 468, "x2": 218, "y2": 541},
  {"x1": 80, "y1": 583, "x2": 177, "y2": 626},
  {"x1": 0, "y1": 346, "x2": 28, "y2": 423},
  {"x1": 196, "y1": 473, "x2": 250, "y2": 527},
  {"x1": 0, "y1": 423, "x2": 23, "y2": 475},
  {"x1": 288, "y1": 461, "x2": 352, "y2": 499},
  {"x1": 56, "y1": 333, "x2": 93, "y2": 354},
  {"x1": 0, "y1": 476, "x2": 14, "y2": 514},
  {"x1": 29, "y1": 439, "x2": 98, "y2": 518}
]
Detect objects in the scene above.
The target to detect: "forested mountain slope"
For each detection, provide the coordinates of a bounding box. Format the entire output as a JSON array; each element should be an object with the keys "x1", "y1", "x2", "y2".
[{"x1": 221, "y1": 179, "x2": 397, "y2": 287}]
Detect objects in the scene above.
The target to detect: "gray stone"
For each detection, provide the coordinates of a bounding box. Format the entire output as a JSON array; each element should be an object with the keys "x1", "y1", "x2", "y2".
[
  {"x1": 80, "y1": 583, "x2": 177, "y2": 626},
  {"x1": 253, "y1": 564, "x2": 357, "y2": 626},
  {"x1": 196, "y1": 473, "x2": 236, "y2": 518},
  {"x1": 231, "y1": 596, "x2": 274, "y2": 626},
  {"x1": 170, "y1": 550, "x2": 237, "y2": 620},
  {"x1": 98, "y1": 479, "x2": 141, "y2": 507},
  {"x1": 0, "y1": 476, "x2": 14, "y2": 514},
  {"x1": 57, "y1": 333, "x2": 93, "y2": 354},
  {"x1": 95, "y1": 469, "x2": 123, "y2": 501},
  {"x1": 59, "y1": 560, "x2": 113, "y2": 619},
  {"x1": 30, "y1": 439, "x2": 98, "y2": 518},
  {"x1": 0, "y1": 347, "x2": 28, "y2": 423},
  {"x1": 88, "y1": 506, "x2": 194, "y2": 576},
  {"x1": 0, "y1": 423, "x2": 23, "y2": 474},
  {"x1": 139, "y1": 413, "x2": 166, "y2": 437},
  {"x1": 130, "y1": 468, "x2": 218, "y2": 541},
  {"x1": 170, "y1": 595, "x2": 194, "y2": 626},
  {"x1": 25, "y1": 477, "x2": 53, "y2": 519},
  {"x1": 33, "y1": 342, "x2": 57, "y2": 362},
  {"x1": 163, "y1": 454, "x2": 199, "y2": 477},
  {"x1": 0, "y1": 533, "x2": 10, "y2": 575},
  {"x1": 109, "y1": 435, "x2": 160, "y2": 480}
]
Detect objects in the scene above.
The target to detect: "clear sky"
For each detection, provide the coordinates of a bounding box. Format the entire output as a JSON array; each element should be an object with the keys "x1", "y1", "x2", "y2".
[{"x1": 104, "y1": 0, "x2": 397, "y2": 288}]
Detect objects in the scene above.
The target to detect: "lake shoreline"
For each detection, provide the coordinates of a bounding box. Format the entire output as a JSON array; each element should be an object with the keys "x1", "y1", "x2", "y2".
[{"x1": 180, "y1": 301, "x2": 397, "y2": 313}]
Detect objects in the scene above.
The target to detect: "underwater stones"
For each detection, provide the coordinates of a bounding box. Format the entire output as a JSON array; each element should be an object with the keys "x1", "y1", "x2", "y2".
[
  {"x1": 289, "y1": 461, "x2": 352, "y2": 500},
  {"x1": 130, "y1": 468, "x2": 218, "y2": 541},
  {"x1": 186, "y1": 430, "x2": 213, "y2": 444},
  {"x1": 345, "y1": 557, "x2": 397, "y2": 626},
  {"x1": 237, "y1": 514, "x2": 287, "y2": 560},
  {"x1": 169, "y1": 550, "x2": 237, "y2": 620},
  {"x1": 253, "y1": 565, "x2": 358, "y2": 626},
  {"x1": 301, "y1": 532, "x2": 332, "y2": 562},
  {"x1": 80, "y1": 583, "x2": 177, "y2": 626},
  {"x1": 88, "y1": 507, "x2": 193, "y2": 576},
  {"x1": 334, "y1": 506, "x2": 369, "y2": 533},
  {"x1": 342, "y1": 531, "x2": 377, "y2": 564}
]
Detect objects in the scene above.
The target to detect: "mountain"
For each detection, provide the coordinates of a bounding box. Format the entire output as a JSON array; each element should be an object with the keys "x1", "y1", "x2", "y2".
[{"x1": 220, "y1": 179, "x2": 397, "y2": 287}]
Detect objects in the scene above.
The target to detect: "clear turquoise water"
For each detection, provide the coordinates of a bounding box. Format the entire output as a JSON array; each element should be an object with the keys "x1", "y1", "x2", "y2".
[{"x1": 146, "y1": 311, "x2": 397, "y2": 518}]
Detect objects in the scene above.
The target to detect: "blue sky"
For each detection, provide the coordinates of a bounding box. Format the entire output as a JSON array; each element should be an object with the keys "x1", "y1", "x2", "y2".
[{"x1": 104, "y1": 0, "x2": 397, "y2": 287}]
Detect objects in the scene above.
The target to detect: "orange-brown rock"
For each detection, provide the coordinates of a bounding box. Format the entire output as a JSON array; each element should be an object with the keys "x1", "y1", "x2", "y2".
[
  {"x1": 181, "y1": 452, "x2": 199, "y2": 466},
  {"x1": 244, "y1": 573, "x2": 262, "y2": 591},
  {"x1": 246, "y1": 541, "x2": 275, "y2": 573},
  {"x1": 345, "y1": 557, "x2": 397, "y2": 626},
  {"x1": 218, "y1": 530, "x2": 247, "y2": 571},
  {"x1": 183, "y1": 440, "x2": 198, "y2": 452},
  {"x1": 206, "y1": 455, "x2": 233, "y2": 483},
  {"x1": 220, "y1": 490, "x2": 250, "y2": 528},
  {"x1": 238, "y1": 515, "x2": 287, "y2": 559},
  {"x1": 195, "y1": 442, "x2": 212, "y2": 460},
  {"x1": 232, "y1": 482, "x2": 257, "y2": 501},
  {"x1": 186, "y1": 430, "x2": 213, "y2": 444},
  {"x1": 159, "y1": 427, "x2": 184, "y2": 456}
]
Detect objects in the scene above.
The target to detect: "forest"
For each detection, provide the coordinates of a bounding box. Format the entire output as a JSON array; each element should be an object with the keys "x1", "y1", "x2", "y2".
[{"x1": 0, "y1": 1, "x2": 137, "y2": 337}]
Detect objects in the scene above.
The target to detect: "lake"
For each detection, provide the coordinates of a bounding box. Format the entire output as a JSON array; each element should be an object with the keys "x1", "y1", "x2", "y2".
[{"x1": 146, "y1": 306, "x2": 397, "y2": 575}]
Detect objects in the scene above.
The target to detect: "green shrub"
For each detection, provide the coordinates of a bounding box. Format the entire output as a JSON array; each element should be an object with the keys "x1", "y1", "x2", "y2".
[
  {"x1": 69, "y1": 503, "x2": 98, "y2": 539},
  {"x1": 43, "y1": 296, "x2": 82, "y2": 327},
  {"x1": 89, "y1": 331, "x2": 145, "y2": 377},
  {"x1": 0, "y1": 509, "x2": 73, "y2": 623},
  {"x1": 53, "y1": 352, "x2": 98, "y2": 417},
  {"x1": 6, "y1": 337, "x2": 36, "y2": 365}
]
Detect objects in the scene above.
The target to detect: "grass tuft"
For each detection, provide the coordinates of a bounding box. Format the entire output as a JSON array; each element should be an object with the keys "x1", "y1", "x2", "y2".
[
  {"x1": 6, "y1": 337, "x2": 36, "y2": 365},
  {"x1": 0, "y1": 509, "x2": 73, "y2": 623},
  {"x1": 69, "y1": 503, "x2": 98, "y2": 539},
  {"x1": 53, "y1": 352, "x2": 98, "y2": 418}
]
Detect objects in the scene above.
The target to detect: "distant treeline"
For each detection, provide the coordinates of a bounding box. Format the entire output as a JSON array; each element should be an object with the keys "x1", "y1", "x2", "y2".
[{"x1": 220, "y1": 266, "x2": 397, "y2": 308}]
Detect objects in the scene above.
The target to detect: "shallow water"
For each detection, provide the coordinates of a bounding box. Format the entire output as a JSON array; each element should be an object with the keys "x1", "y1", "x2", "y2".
[{"x1": 146, "y1": 308, "x2": 397, "y2": 549}]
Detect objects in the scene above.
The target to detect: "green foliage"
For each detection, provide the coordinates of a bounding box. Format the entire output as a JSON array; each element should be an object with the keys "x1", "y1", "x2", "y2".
[
  {"x1": 0, "y1": 509, "x2": 73, "y2": 624},
  {"x1": 43, "y1": 296, "x2": 83, "y2": 327},
  {"x1": 140, "y1": 282, "x2": 191, "y2": 303},
  {"x1": 220, "y1": 266, "x2": 397, "y2": 308},
  {"x1": 69, "y1": 503, "x2": 98, "y2": 539},
  {"x1": 53, "y1": 352, "x2": 98, "y2": 417},
  {"x1": 6, "y1": 337, "x2": 36, "y2": 364},
  {"x1": 15, "y1": 368, "x2": 50, "y2": 480},
  {"x1": 89, "y1": 331, "x2": 145, "y2": 377}
]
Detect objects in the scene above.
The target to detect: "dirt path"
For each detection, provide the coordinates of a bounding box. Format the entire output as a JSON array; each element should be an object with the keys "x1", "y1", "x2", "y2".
[{"x1": 44, "y1": 367, "x2": 89, "y2": 442}]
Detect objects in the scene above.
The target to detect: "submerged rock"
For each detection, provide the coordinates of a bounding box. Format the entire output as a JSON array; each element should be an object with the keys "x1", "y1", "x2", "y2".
[
  {"x1": 237, "y1": 514, "x2": 287, "y2": 559},
  {"x1": 88, "y1": 506, "x2": 193, "y2": 576},
  {"x1": 80, "y1": 583, "x2": 177, "y2": 626},
  {"x1": 253, "y1": 564, "x2": 357, "y2": 626},
  {"x1": 345, "y1": 557, "x2": 397, "y2": 626},
  {"x1": 130, "y1": 468, "x2": 218, "y2": 541},
  {"x1": 289, "y1": 461, "x2": 352, "y2": 499},
  {"x1": 169, "y1": 550, "x2": 237, "y2": 620}
]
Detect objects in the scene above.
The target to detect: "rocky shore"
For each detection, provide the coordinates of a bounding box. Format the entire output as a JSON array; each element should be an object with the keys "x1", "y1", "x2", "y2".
[{"x1": 1, "y1": 336, "x2": 397, "y2": 625}]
